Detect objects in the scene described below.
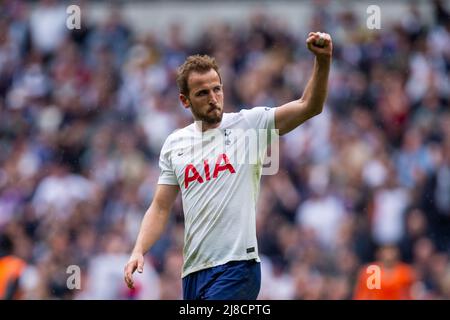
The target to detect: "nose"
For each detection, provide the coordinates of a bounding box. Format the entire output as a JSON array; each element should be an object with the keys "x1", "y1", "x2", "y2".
[{"x1": 208, "y1": 91, "x2": 218, "y2": 105}]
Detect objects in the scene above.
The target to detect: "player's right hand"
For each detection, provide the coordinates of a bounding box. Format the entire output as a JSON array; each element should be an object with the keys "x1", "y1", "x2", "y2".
[{"x1": 124, "y1": 252, "x2": 144, "y2": 289}]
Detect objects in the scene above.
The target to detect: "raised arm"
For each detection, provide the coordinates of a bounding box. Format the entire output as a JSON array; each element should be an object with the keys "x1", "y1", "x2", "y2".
[
  {"x1": 275, "y1": 32, "x2": 332, "y2": 136},
  {"x1": 124, "y1": 184, "x2": 179, "y2": 289}
]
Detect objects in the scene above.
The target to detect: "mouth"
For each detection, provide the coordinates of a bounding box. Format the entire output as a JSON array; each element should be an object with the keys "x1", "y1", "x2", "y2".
[{"x1": 201, "y1": 107, "x2": 223, "y2": 124}]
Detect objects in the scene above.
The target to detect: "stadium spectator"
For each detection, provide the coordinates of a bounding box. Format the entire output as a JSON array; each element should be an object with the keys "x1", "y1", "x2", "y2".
[
  {"x1": 353, "y1": 244, "x2": 416, "y2": 300},
  {"x1": 0, "y1": 234, "x2": 26, "y2": 299}
]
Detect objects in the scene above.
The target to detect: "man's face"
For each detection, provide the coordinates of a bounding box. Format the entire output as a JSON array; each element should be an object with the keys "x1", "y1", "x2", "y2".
[
  {"x1": 180, "y1": 69, "x2": 224, "y2": 126},
  {"x1": 378, "y1": 245, "x2": 399, "y2": 267}
]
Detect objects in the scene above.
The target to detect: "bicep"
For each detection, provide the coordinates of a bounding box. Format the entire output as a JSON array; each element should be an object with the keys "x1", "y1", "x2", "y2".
[
  {"x1": 152, "y1": 184, "x2": 179, "y2": 214},
  {"x1": 275, "y1": 100, "x2": 316, "y2": 135}
]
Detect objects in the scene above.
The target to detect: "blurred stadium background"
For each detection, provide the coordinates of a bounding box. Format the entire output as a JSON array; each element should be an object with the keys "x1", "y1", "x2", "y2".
[{"x1": 0, "y1": 0, "x2": 449, "y2": 299}]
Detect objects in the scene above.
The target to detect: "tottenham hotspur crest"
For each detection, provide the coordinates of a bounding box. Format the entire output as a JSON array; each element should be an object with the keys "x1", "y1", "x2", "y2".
[{"x1": 224, "y1": 129, "x2": 231, "y2": 145}]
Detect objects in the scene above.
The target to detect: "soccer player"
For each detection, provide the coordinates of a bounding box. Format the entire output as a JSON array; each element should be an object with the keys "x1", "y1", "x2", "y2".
[{"x1": 124, "y1": 32, "x2": 332, "y2": 300}]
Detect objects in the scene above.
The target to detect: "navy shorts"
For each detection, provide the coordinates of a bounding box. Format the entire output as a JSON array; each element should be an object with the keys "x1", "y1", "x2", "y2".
[{"x1": 182, "y1": 259, "x2": 261, "y2": 300}]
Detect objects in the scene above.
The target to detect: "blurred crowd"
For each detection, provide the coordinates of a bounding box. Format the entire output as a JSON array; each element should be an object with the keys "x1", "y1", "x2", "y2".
[{"x1": 0, "y1": 0, "x2": 449, "y2": 299}]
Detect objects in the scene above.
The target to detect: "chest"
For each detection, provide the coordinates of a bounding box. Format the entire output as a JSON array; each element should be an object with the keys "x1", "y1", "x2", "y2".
[{"x1": 171, "y1": 129, "x2": 258, "y2": 189}]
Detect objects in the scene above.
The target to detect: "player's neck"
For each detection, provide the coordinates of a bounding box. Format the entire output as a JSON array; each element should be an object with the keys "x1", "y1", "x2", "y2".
[{"x1": 194, "y1": 120, "x2": 221, "y2": 132}]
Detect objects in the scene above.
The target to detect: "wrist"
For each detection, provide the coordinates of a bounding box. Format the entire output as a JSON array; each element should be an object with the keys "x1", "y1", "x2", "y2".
[
  {"x1": 315, "y1": 55, "x2": 331, "y2": 66},
  {"x1": 315, "y1": 56, "x2": 331, "y2": 72},
  {"x1": 132, "y1": 247, "x2": 144, "y2": 256}
]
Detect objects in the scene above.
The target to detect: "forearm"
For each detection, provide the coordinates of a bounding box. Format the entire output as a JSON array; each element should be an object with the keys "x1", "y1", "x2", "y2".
[
  {"x1": 132, "y1": 203, "x2": 170, "y2": 255},
  {"x1": 300, "y1": 57, "x2": 331, "y2": 116}
]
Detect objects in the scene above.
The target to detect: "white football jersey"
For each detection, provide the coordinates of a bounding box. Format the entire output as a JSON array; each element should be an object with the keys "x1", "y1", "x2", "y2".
[{"x1": 158, "y1": 107, "x2": 276, "y2": 277}]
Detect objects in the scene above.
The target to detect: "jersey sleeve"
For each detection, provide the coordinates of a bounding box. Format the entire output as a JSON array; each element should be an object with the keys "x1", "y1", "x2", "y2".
[{"x1": 157, "y1": 135, "x2": 179, "y2": 185}]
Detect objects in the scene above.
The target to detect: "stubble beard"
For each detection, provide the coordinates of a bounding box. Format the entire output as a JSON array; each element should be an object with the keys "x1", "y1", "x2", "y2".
[{"x1": 191, "y1": 105, "x2": 223, "y2": 125}]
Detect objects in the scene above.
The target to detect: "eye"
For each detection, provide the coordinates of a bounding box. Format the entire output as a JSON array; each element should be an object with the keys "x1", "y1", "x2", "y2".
[
  {"x1": 213, "y1": 86, "x2": 222, "y2": 93},
  {"x1": 196, "y1": 90, "x2": 208, "y2": 97}
]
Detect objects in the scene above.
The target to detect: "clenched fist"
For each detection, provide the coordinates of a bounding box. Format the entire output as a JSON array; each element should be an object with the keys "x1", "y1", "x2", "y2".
[{"x1": 306, "y1": 32, "x2": 333, "y2": 60}]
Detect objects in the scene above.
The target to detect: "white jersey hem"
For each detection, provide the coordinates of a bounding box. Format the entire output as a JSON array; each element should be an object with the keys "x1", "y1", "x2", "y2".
[{"x1": 181, "y1": 254, "x2": 260, "y2": 278}]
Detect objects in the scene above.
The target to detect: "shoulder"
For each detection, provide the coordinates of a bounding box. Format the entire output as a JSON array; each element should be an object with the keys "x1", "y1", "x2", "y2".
[
  {"x1": 239, "y1": 106, "x2": 275, "y2": 123},
  {"x1": 398, "y1": 263, "x2": 415, "y2": 274},
  {"x1": 236, "y1": 106, "x2": 275, "y2": 130},
  {"x1": 241, "y1": 106, "x2": 273, "y2": 112},
  {"x1": 218, "y1": 111, "x2": 239, "y2": 126},
  {"x1": 222, "y1": 107, "x2": 273, "y2": 125},
  {"x1": 164, "y1": 124, "x2": 194, "y2": 143},
  {"x1": 238, "y1": 106, "x2": 272, "y2": 116},
  {"x1": 160, "y1": 125, "x2": 194, "y2": 156}
]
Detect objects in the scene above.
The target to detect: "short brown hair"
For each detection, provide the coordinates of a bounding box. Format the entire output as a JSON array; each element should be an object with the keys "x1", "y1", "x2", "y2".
[{"x1": 176, "y1": 54, "x2": 221, "y2": 96}]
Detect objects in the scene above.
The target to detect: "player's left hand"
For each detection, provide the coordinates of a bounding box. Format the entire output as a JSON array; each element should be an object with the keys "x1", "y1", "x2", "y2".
[{"x1": 306, "y1": 32, "x2": 333, "y2": 60}]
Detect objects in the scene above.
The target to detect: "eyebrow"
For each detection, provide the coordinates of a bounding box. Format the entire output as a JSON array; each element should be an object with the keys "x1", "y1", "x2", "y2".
[{"x1": 194, "y1": 84, "x2": 222, "y2": 95}]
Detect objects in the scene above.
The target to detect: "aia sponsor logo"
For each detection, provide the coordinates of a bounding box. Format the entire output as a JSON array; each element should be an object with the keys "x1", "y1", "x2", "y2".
[{"x1": 184, "y1": 153, "x2": 236, "y2": 189}]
